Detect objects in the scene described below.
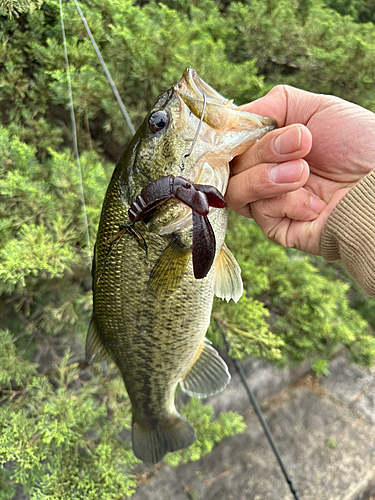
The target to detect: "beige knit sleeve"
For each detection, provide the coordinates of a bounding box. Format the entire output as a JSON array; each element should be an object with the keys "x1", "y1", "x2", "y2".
[{"x1": 321, "y1": 169, "x2": 375, "y2": 297}]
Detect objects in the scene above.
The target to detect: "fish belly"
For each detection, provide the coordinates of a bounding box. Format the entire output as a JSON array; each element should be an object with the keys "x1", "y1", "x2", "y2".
[
  {"x1": 93, "y1": 181, "x2": 228, "y2": 463},
  {"x1": 94, "y1": 227, "x2": 215, "y2": 420}
]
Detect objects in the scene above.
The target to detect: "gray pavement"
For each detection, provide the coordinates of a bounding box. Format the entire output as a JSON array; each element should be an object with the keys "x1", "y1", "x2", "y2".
[{"x1": 133, "y1": 354, "x2": 375, "y2": 500}]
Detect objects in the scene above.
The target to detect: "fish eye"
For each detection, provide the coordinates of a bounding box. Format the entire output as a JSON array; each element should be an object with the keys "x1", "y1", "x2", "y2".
[{"x1": 149, "y1": 110, "x2": 169, "y2": 133}]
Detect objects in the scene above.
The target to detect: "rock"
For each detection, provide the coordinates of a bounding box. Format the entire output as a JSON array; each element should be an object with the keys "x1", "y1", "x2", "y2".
[
  {"x1": 173, "y1": 387, "x2": 375, "y2": 500},
  {"x1": 133, "y1": 465, "x2": 190, "y2": 500},
  {"x1": 132, "y1": 354, "x2": 375, "y2": 500},
  {"x1": 321, "y1": 355, "x2": 375, "y2": 425},
  {"x1": 208, "y1": 354, "x2": 311, "y2": 414}
]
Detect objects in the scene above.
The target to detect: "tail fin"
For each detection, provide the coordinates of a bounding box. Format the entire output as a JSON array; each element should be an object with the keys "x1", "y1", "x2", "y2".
[{"x1": 132, "y1": 413, "x2": 196, "y2": 464}]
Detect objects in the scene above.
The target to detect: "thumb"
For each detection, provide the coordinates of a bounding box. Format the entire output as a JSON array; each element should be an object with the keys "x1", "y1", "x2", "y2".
[{"x1": 238, "y1": 85, "x2": 322, "y2": 128}]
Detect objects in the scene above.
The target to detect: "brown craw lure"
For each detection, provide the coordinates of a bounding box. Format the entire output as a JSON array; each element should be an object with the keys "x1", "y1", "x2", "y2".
[
  {"x1": 128, "y1": 175, "x2": 226, "y2": 279},
  {"x1": 88, "y1": 67, "x2": 275, "y2": 464}
]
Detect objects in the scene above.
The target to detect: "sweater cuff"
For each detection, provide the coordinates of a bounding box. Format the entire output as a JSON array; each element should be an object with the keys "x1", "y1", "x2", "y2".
[{"x1": 321, "y1": 169, "x2": 375, "y2": 297}]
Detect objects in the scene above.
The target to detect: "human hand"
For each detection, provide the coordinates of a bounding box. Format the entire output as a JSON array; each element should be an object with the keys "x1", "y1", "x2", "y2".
[{"x1": 226, "y1": 85, "x2": 375, "y2": 255}]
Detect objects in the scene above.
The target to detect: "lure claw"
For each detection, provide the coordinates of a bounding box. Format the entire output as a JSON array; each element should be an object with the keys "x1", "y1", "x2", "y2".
[
  {"x1": 128, "y1": 175, "x2": 226, "y2": 279},
  {"x1": 192, "y1": 212, "x2": 216, "y2": 279}
]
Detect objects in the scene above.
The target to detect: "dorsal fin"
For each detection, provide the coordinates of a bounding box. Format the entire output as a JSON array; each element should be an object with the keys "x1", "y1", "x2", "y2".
[
  {"x1": 214, "y1": 243, "x2": 243, "y2": 302},
  {"x1": 179, "y1": 339, "x2": 230, "y2": 398}
]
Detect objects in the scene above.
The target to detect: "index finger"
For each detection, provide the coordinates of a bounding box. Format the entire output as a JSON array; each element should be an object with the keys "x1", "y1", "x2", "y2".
[{"x1": 238, "y1": 85, "x2": 322, "y2": 128}]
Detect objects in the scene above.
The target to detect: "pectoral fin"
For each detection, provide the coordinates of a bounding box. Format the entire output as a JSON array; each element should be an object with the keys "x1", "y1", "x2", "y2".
[
  {"x1": 180, "y1": 339, "x2": 231, "y2": 398},
  {"x1": 214, "y1": 243, "x2": 243, "y2": 303},
  {"x1": 86, "y1": 316, "x2": 108, "y2": 363},
  {"x1": 148, "y1": 237, "x2": 191, "y2": 297}
]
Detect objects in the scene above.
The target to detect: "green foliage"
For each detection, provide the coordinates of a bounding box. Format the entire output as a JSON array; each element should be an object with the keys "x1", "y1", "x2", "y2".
[
  {"x1": 209, "y1": 293, "x2": 285, "y2": 361},
  {"x1": 0, "y1": 0, "x2": 263, "y2": 160},
  {"x1": 0, "y1": 329, "x2": 36, "y2": 386},
  {"x1": 1, "y1": 0, "x2": 375, "y2": 497},
  {"x1": 325, "y1": 437, "x2": 338, "y2": 449},
  {"x1": 0, "y1": 469, "x2": 16, "y2": 500},
  {"x1": 323, "y1": 0, "x2": 375, "y2": 23},
  {"x1": 228, "y1": 0, "x2": 375, "y2": 110},
  {"x1": 0, "y1": 126, "x2": 106, "y2": 346},
  {"x1": 312, "y1": 359, "x2": 331, "y2": 376},
  {"x1": 0, "y1": 0, "x2": 42, "y2": 18},
  {"x1": 0, "y1": 348, "x2": 139, "y2": 499},
  {"x1": 165, "y1": 398, "x2": 246, "y2": 466},
  {"x1": 213, "y1": 214, "x2": 375, "y2": 368}
]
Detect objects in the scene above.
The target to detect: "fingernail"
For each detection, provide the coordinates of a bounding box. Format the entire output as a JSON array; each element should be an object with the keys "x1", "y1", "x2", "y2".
[
  {"x1": 274, "y1": 127, "x2": 301, "y2": 154},
  {"x1": 270, "y1": 160, "x2": 303, "y2": 183}
]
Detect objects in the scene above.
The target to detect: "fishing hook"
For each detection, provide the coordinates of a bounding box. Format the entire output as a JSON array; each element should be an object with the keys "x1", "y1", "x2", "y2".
[{"x1": 180, "y1": 93, "x2": 207, "y2": 171}]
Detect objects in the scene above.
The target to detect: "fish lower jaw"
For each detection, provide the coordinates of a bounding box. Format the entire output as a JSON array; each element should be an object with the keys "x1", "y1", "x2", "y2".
[{"x1": 195, "y1": 160, "x2": 229, "y2": 193}]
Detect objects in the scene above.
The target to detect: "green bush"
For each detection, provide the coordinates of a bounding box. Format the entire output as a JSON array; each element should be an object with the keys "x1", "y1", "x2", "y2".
[{"x1": 1, "y1": 0, "x2": 375, "y2": 497}]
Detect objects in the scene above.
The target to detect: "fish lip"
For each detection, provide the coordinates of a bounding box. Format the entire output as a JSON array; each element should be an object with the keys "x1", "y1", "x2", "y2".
[
  {"x1": 177, "y1": 67, "x2": 228, "y2": 104},
  {"x1": 155, "y1": 68, "x2": 276, "y2": 235},
  {"x1": 176, "y1": 67, "x2": 276, "y2": 132},
  {"x1": 261, "y1": 122, "x2": 277, "y2": 135}
]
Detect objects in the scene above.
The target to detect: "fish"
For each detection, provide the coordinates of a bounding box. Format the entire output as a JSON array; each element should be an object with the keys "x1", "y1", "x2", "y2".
[{"x1": 87, "y1": 67, "x2": 275, "y2": 464}]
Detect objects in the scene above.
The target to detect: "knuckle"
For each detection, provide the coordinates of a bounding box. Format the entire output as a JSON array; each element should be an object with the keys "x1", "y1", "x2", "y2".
[
  {"x1": 254, "y1": 136, "x2": 273, "y2": 164},
  {"x1": 243, "y1": 168, "x2": 266, "y2": 199},
  {"x1": 285, "y1": 228, "x2": 297, "y2": 249},
  {"x1": 267, "y1": 84, "x2": 286, "y2": 95},
  {"x1": 267, "y1": 84, "x2": 294, "y2": 102},
  {"x1": 267, "y1": 219, "x2": 290, "y2": 247},
  {"x1": 257, "y1": 167, "x2": 276, "y2": 195}
]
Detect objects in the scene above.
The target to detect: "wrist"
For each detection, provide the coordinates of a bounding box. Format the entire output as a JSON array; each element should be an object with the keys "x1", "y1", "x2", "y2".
[{"x1": 321, "y1": 169, "x2": 375, "y2": 296}]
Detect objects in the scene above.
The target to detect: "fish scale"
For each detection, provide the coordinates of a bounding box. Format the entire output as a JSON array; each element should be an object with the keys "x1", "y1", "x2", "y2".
[
  {"x1": 88, "y1": 68, "x2": 275, "y2": 464},
  {"x1": 95, "y1": 176, "x2": 221, "y2": 419}
]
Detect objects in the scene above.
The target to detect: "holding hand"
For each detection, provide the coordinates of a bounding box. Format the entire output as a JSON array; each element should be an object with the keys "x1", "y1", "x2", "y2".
[{"x1": 226, "y1": 85, "x2": 375, "y2": 255}]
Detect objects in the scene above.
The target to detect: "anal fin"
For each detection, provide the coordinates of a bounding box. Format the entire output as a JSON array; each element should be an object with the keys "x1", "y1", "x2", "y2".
[
  {"x1": 180, "y1": 339, "x2": 231, "y2": 398},
  {"x1": 148, "y1": 237, "x2": 190, "y2": 297},
  {"x1": 86, "y1": 316, "x2": 108, "y2": 364},
  {"x1": 214, "y1": 243, "x2": 243, "y2": 303}
]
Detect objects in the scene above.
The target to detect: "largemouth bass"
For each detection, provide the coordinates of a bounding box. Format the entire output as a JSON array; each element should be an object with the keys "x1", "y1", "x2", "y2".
[{"x1": 87, "y1": 68, "x2": 275, "y2": 464}]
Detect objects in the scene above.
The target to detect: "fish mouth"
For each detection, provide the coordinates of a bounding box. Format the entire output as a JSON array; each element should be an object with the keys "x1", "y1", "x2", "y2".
[
  {"x1": 175, "y1": 67, "x2": 275, "y2": 132},
  {"x1": 177, "y1": 67, "x2": 232, "y2": 108},
  {"x1": 156, "y1": 68, "x2": 276, "y2": 236},
  {"x1": 175, "y1": 67, "x2": 276, "y2": 191}
]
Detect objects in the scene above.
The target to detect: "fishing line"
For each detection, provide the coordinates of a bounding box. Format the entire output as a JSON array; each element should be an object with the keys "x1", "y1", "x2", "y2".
[
  {"x1": 64, "y1": 3, "x2": 300, "y2": 494},
  {"x1": 63, "y1": 0, "x2": 133, "y2": 377},
  {"x1": 180, "y1": 93, "x2": 207, "y2": 171},
  {"x1": 71, "y1": 0, "x2": 136, "y2": 136},
  {"x1": 222, "y1": 334, "x2": 301, "y2": 500},
  {"x1": 61, "y1": 0, "x2": 108, "y2": 373},
  {"x1": 59, "y1": 0, "x2": 91, "y2": 262}
]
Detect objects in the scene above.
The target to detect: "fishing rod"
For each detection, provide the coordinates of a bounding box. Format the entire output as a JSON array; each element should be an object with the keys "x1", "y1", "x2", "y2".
[
  {"x1": 60, "y1": 1, "x2": 302, "y2": 498},
  {"x1": 59, "y1": 0, "x2": 91, "y2": 260},
  {"x1": 71, "y1": 0, "x2": 135, "y2": 136},
  {"x1": 222, "y1": 334, "x2": 301, "y2": 500}
]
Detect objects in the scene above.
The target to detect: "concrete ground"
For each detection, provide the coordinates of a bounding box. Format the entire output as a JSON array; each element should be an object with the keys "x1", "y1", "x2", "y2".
[{"x1": 132, "y1": 353, "x2": 375, "y2": 500}]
